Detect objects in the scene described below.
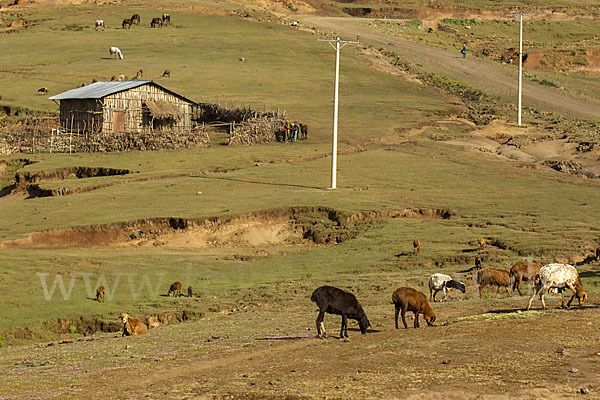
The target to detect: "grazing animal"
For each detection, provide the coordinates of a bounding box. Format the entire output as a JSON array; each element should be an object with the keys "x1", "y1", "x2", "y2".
[
  {"x1": 527, "y1": 264, "x2": 587, "y2": 310},
  {"x1": 162, "y1": 69, "x2": 170, "y2": 77},
  {"x1": 428, "y1": 273, "x2": 466, "y2": 302},
  {"x1": 477, "y1": 268, "x2": 512, "y2": 299},
  {"x1": 111, "y1": 75, "x2": 117, "y2": 81},
  {"x1": 187, "y1": 286, "x2": 193, "y2": 298},
  {"x1": 413, "y1": 239, "x2": 421, "y2": 255},
  {"x1": 510, "y1": 260, "x2": 543, "y2": 296},
  {"x1": 134, "y1": 69, "x2": 143, "y2": 79},
  {"x1": 95, "y1": 19, "x2": 105, "y2": 31},
  {"x1": 96, "y1": 286, "x2": 106, "y2": 302},
  {"x1": 477, "y1": 237, "x2": 486, "y2": 250},
  {"x1": 109, "y1": 46, "x2": 123, "y2": 60},
  {"x1": 162, "y1": 13, "x2": 170, "y2": 24},
  {"x1": 122, "y1": 18, "x2": 132, "y2": 29},
  {"x1": 596, "y1": 246, "x2": 600, "y2": 262},
  {"x1": 392, "y1": 287, "x2": 436, "y2": 329},
  {"x1": 91, "y1": 78, "x2": 98, "y2": 83},
  {"x1": 151, "y1": 17, "x2": 163, "y2": 28},
  {"x1": 118, "y1": 74, "x2": 127, "y2": 81},
  {"x1": 310, "y1": 286, "x2": 370, "y2": 339},
  {"x1": 37, "y1": 87, "x2": 49, "y2": 94},
  {"x1": 300, "y1": 123, "x2": 308, "y2": 139},
  {"x1": 131, "y1": 13, "x2": 141, "y2": 25},
  {"x1": 167, "y1": 281, "x2": 182, "y2": 297},
  {"x1": 475, "y1": 255, "x2": 483, "y2": 269},
  {"x1": 120, "y1": 313, "x2": 147, "y2": 336}
]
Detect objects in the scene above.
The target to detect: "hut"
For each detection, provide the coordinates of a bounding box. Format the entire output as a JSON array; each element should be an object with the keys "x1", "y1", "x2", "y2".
[{"x1": 49, "y1": 81, "x2": 196, "y2": 135}]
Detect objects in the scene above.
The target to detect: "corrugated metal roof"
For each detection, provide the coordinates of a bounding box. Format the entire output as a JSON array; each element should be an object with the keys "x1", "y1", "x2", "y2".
[{"x1": 49, "y1": 80, "x2": 151, "y2": 100}]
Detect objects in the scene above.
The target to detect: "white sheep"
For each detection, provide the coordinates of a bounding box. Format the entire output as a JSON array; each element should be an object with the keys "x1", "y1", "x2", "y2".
[
  {"x1": 428, "y1": 273, "x2": 466, "y2": 302},
  {"x1": 527, "y1": 264, "x2": 587, "y2": 310}
]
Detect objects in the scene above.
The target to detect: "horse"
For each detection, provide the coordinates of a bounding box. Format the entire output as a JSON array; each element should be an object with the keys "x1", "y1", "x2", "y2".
[
  {"x1": 122, "y1": 18, "x2": 132, "y2": 29},
  {"x1": 95, "y1": 20, "x2": 105, "y2": 31},
  {"x1": 151, "y1": 17, "x2": 163, "y2": 28},
  {"x1": 109, "y1": 46, "x2": 123, "y2": 60},
  {"x1": 131, "y1": 14, "x2": 141, "y2": 25}
]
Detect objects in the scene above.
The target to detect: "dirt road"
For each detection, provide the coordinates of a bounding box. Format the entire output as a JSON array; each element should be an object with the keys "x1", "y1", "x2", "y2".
[{"x1": 302, "y1": 17, "x2": 600, "y2": 121}]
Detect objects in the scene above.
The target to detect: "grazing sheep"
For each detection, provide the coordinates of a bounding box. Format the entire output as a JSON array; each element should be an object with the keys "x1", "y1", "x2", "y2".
[
  {"x1": 475, "y1": 255, "x2": 483, "y2": 269},
  {"x1": 167, "y1": 281, "x2": 182, "y2": 297},
  {"x1": 91, "y1": 78, "x2": 98, "y2": 83},
  {"x1": 131, "y1": 13, "x2": 141, "y2": 25},
  {"x1": 118, "y1": 74, "x2": 127, "y2": 81},
  {"x1": 162, "y1": 69, "x2": 171, "y2": 77},
  {"x1": 151, "y1": 17, "x2": 163, "y2": 28},
  {"x1": 428, "y1": 273, "x2": 466, "y2": 302},
  {"x1": 510, "y1": 260, "x2": 542, "y2": 296},
  {"x1": 310, "y1": 285, "x2": 370, "y2": 339},
  {"x1": 109, "y1": 46, "x2": 123, "y2": 60},
  {"x1": 96, "y1": 286, "x2": 106, "y2": 302},
  {"x1": 187, "y1": 286, "x2": 193, "y2": 298},
  {"x1": 527, "y1": 264, "x2": 587, "y2": 310},
  {"x1": 122, "y1": 18, "x2": 132, "y2": 29},
  {"x1": 95, "y1": 19, "x2": 105, "y2": 31},
  {"x1": 477, "y1": 268, "x2": 512, "y2": 299},
  {"x1": 134, "y1": 69, "x2": 143, "y2": 79},
  {"x1": 162, "y1": 13, "x2": 170, "y2": 24},
  {"x1": 413, "y1": 239, "x2": 421, "y2": 255},
  {"x1": 392, "y1": 287, "x2": 436, "y2": 329},
  {"x1": 110, "y1": 75, "x2": 117, "y2": 81},
  {"x1": 477, "y1": 237, "x2": 486, "y2": 250},
  {"x1": 120, "y1": 313, "x2": 147, "y2": 336},
  {"x1": 37, "y1": 87, "x2": 48, "y2": 94}
]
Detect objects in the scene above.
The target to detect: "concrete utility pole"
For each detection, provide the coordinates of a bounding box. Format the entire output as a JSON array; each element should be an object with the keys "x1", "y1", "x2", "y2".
[
  {"x1": 507, "y1": 12, "x2": 535, "y2": 126},
  {"x1": 318, "y1": 35, "x2": 359, "y2": 189}
]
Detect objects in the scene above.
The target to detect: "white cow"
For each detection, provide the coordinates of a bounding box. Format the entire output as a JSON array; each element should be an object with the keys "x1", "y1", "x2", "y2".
[
  {"x1": 109, "y1": 46, "x2": 123, "y2": 60},
  {"x1": 428, "y1": 273, "x2": 466, "y2": 302},
  {"x1": 95, "y1": 20, "x2": 105, "y2": 31},
  {"x1": 527, "y1": 264, "x2": 587, "y2": 310}
]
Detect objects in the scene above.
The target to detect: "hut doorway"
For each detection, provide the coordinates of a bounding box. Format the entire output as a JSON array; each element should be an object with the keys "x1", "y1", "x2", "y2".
[{"x1": 113, "y1": 111, "x2": 125, "y2": 134}]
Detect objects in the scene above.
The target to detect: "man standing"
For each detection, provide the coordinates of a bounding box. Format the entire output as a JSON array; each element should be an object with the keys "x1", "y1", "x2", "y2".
[{"x1": 461, "y1": 44, "x2": 467, "y2": 58}]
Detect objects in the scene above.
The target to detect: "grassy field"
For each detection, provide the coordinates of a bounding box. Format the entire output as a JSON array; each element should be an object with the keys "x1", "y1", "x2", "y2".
[{"x1": 0, "y1": 0, "x2": 600, "y2": 398}]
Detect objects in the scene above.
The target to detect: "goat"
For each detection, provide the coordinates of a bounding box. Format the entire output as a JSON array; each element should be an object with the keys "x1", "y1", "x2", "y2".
[
  {"x1": 392, "y1": 287, "x2": 436, "y2": 329},
  {"x1": 475, "y1": 255, "x2": 482, "y2": 269},
  {"x1": 167, "y1": 281, "x2": 182, "y2": 297},
  {"x1": 510, "y1": 260, "x2": 542, "y2": 296},
  {"x1": 477, "y1": 237, "x2": 486, "y2": 251},
  {"x1": 122, "y1": 18, "x2": 132, "y2": 29},
  {"x1": 131, "y1": 13, "x2": 141, "y2": 25},
  {"x1": 37, "y1": 87, "x2": 48, "y2": 94},
  {"x1": 187, "y1": 286, "x2": 193, "y2": 298},
  {"x1": 311, "y1": 285, "x2": 370, "y2": 339},
  {"x1": 527, "y1": 264, "x2": 587, "y2": 310},
  {"x1": 428, "y1": 273, "x2": 465, "y2": 302},
  {"x1": 109, "y1": 46, "x2": 123, "y2": 60},
  {"x1": 96, "y1": 286, "x2": 106, "y2": 302},
  {"x1": 162, "y1": 69, "x2": 170, "y2": 77},
  {"x1": 95, "y1": 19, "x2": 105, "y2": 31},
  {"x1": 151, "y1": 17, "x2": 163, "y2": 28},
  {"x1": 477, "y1": 268, "x2": 512, "y2": 299},
  {"x1": 162, "y1": 13, "x2": 170, "y2": 24},
  {"x1": 120, "y1": 313, "x2": 147, "y2": 336},
  {"x1": 413, "y1": 239, "x2": 421, "y2": 255}
]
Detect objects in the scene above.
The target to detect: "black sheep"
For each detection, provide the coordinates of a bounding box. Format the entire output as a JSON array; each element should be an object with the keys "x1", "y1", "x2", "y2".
[{"x1": 310, "y1": 286, "x2": 370, "y2": 339}]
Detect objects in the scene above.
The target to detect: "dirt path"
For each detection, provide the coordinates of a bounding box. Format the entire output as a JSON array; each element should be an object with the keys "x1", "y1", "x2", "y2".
[{"x1": 302, "y1": 17, "x2": 600, "y2": 121}]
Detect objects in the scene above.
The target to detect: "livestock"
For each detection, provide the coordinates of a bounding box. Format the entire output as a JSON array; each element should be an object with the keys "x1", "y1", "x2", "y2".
[
  {"x1": 131, "y1": 13, "x2": 141, "y2": 25},
  {"x1": 109, "y1": 46, "x2": 123, "y2": 60},
  {"x1": 527, "y1": 264, "x2": 587, "y2": 310},
  {"x1": 162, "y1": 69, "x2": 171, "y2": 77},
  {"x1": 510, "y1": 260, "x2": 542, "y2": 296},
  {"x1": 596, "y1": 246, "x2": 600, "y2": 261},
  {"x1": 392, "y1": 287, "x2": 436, "y2": 329},
  {"x1": 151, "y1": 17, "x2": 163, "y2": 28},
  {"x1": 96, "y1": 286, "x2": 106, "y2": 302},
  {"x1": 477, "y1": 237, "x2": 486, "y2": 251},
  {"x1": 117, "y1": 74, "x2": 127, "y2": 81},
  {"x1": 187, "y1": 286, "x2": 193, "y2": 298},
  {"x1": 162, "y1": 13, "x2": 170, "y2": 24},
  {"x1": 134, "y1": 69, "x2": 143, "y2": 79},
  {"x1": 110, "y1": 75, "x2": 117, "y2": 81},
  {"x1": 413, "y1": 239, "x2": 421, "y2": 256},
  {"x1": 120, "y1": 313, "x2": 147, "y2": 336},
  {"x1": 477, "y1": 268, "x2": 512, "y2": 299},
  {"x1": 122, "y1": 18, "x2": 132, "y2": 29},
  {"x1": 300, "y1": 123, "x2": 308, "y2": 139},
  {"x1": 475, "y1": 255, "x2": 483, "y2": 269},
  {"x1": 428, "y1": 273, "x2": 466, "y2": 302},
  {"x1": 310, "y1": 285, "x2": 370, "y2": 339},
  {"x1": 95, "y1": 19, "x2": 105, "y2": 31},
  {"x1": 37, "y1": 87, "x2": 48, "y2": 94},
  {"x1": 167, "y1": 281, "x2": 182, "y2": 297}
]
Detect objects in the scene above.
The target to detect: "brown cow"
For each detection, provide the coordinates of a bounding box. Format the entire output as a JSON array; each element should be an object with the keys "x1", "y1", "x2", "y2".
[
  {"x1": 413, "y1": 239, "x2": 421, "y2": 256},
  {"x1": 167, "y1": 281, "x2": 182, "y2": 297},
  {"x1": 162, "y1": 69, "x2": 171, "y2": 77},
  {"x1": 96, "y1": 286, "x2": 106, "y2": 302},
  {"x1": 510, "y1": 260, "x2": 543, "y2": 296}
]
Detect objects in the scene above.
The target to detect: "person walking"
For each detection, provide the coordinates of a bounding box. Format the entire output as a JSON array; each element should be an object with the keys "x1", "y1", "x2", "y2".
[
  {"x1": 284, "y1": 120, "x2": 290, "y2": 142},
  {"x1": 292, "y1": 122, "x2": 299, "y2": 142},
  {"x1": 461, "y1": 44, "x2": 467, "y2": 59}
]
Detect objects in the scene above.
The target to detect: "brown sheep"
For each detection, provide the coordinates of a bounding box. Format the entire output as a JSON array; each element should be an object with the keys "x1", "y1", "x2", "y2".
[
  {"x1": 477, "y1": 268, "x2": 512, "y2": 299},
  {"x1": 96, "y1": 286, "x2": 106, "y2": 302},
  {"x1": 167, "y1": 281, "x2": 182, "y2": 297},
  {"x1": 163, "y1": 69, "x2": 171, "y2": 77},
  {"x1": 475, "y1": 255, "x2": 483, "y2": 269},
  {"x1": 392, "y1": 287, "x2": 436, "y2": 329},
  {"x1": 413, "y1": 239, "x2": 421, "y2": 256},
  {"x1": 510, "y1": 261, "x2": 542, "y2": 296},
  {"x1": 477, "y1": 237, "x2": 486, "y2": 251},
  {"x1": 120, "y1": 313, "x2": 147, "y2": 336}
]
